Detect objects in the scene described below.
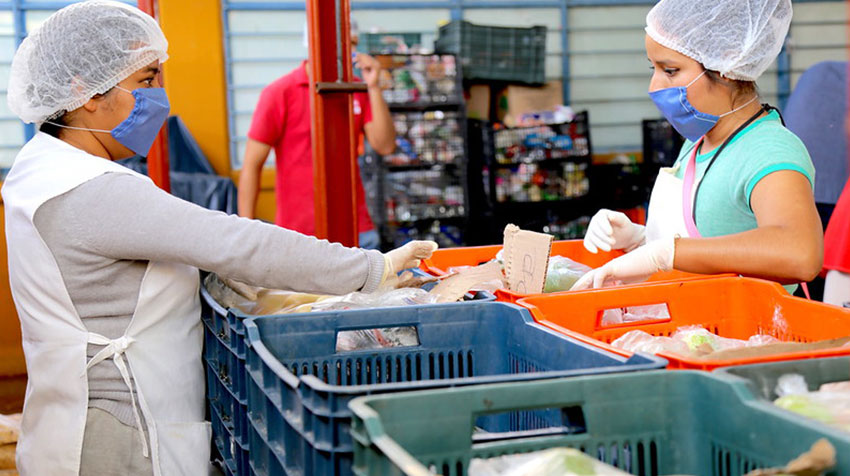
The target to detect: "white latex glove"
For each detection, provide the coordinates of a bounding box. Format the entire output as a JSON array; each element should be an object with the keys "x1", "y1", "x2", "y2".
[
  {"x1": 571, "y1": 237, "x2": 675, "y2": 291},
  {"x1": 380, "y1": 241, "x2": 439, "y2": 289},
  {"x1": 583, "y1": 209, "x2": 646, "y2": 253}
]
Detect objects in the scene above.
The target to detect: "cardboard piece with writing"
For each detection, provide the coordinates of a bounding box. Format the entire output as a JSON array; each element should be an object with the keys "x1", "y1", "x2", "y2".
[{"x1": 503, "y1": 224, "x2": 554, "y2": 294}]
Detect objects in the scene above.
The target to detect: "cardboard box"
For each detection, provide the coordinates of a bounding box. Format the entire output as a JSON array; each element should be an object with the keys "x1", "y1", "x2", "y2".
[
  {"x1": 464, "y1": 84, "x2": 490, "y2": 120},
  {"x1": 496, "y1": 80, "x2": 564, "y2": 127}
]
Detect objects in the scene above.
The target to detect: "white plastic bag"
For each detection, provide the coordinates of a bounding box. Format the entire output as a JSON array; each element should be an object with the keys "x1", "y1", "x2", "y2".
[
  {"x1": 774, "y1": 374, "x2": 850, "y2": 432},
  {"x1": 469, "y1": 448, "x2": 631, "y2": 475}
]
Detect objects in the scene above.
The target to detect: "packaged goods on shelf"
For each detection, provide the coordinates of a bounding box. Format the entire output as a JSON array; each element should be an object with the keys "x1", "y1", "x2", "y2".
[
  {"x1": 376, "y1": 54, "x2": 459, "y2": 105},
  {"x1": 494, "y1": 122, "x2": 590, "y2": 165},
  {"x1": 494, "y1": 162, "x2": 589, "y2": 203},
  {"x1": 386, "y1": 110, "x2": 464, "y2": 167},
  {"x1": 386, "y1": 169, "x2": 465, "y2": 222}
]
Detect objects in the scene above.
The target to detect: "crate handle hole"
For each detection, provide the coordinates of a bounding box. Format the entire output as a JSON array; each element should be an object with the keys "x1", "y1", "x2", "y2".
[
  {"x1": 471, "y1": 405, "x2": 586, "y2": 447},
  {"x1": 335, "y1": 326, "x2": 420, "y2": 352},
  {"x1": 597, "y1": 303, "x2": 671, "y2": 328}
]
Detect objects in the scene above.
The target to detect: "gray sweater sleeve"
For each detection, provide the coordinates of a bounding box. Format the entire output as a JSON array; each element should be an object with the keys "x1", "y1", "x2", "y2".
[{"x1": 63, "y1": 172, "x2": 385, "y2": 295}]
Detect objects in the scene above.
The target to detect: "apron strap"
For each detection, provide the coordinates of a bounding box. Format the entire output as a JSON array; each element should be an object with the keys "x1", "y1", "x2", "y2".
[
  {"x1": 682, "y1": 138, "x2": 703, "y2": 238},
  {"x1": 85, "y1": 333, "x2": 150, "y2": 458}
]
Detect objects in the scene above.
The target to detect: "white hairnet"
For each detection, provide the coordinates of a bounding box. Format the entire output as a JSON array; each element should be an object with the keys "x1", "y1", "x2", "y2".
[
  {"x1": 7, "y1": 0, "x2": 168, "y2": 124},
  {"x1": 646, "y1": 0, "x2": 792, "y2": 82}
]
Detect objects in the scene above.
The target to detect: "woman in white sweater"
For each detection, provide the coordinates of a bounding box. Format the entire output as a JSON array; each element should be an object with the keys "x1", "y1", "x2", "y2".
[{"x1": 2, "y1": 2, "x2": 434, "y2": 475}]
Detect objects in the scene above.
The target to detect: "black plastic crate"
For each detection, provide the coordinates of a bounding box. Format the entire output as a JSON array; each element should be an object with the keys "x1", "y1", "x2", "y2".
[
  {"x1": 435, "y1": 21, "x2": 546, "y2": 84},
  {"x1": 358, "y1": 32, "x2": 422, "y2": 55}
]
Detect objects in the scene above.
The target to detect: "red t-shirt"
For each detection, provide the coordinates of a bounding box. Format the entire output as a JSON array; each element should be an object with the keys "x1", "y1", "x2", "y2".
[
  {"x1": 824, "y1": 176, "x2": 850, "y2": 273},
  {"x1": 247, "y1": 61, "x2": 374, "y2": 235}
]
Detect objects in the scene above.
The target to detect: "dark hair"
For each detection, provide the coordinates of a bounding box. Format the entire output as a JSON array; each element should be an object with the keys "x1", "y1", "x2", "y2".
[
  {"x1": 704, "y1": 69, "x2": 758, "y2": 106},
  {"x1": 38, "y1": 88, "x2": 112, "y2": 138},
  {"x1": 39, "y1": 110, "x2": 72, "y2": 138}
]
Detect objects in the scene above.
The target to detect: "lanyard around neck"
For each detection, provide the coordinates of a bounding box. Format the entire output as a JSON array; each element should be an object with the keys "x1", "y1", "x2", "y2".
[{"x1": 688, "y1": 103, "x2": 776, "y2": 223}]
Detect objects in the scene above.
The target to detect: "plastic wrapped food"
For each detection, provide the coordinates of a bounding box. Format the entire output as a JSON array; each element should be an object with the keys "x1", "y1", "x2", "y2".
[
  {"x1": 773, "y1": 374, "x2": 850, "y2": 432},
  {"x1": 544, "y1": 256, "x2": 592, "y2": 292},
  {"x1": 612, "y1": 325, "x2": 780, "y2": 357},
  {"x1": 310, "y1": 287, "x2": 437, "y2": 312},
  {"x1": 204, "y1": 274, "x2": 438, "y2": 315},
  {"x1": 468, "y1": 448, "x2": 631, "y2": 476}
]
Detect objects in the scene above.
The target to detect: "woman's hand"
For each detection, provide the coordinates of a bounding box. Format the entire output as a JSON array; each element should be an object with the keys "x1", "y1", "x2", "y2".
[
  {"x1": 571, "y1": 237, "x2": 675, "y2": 290},
  {"x1": 583, "y1": 209, "x2": 646, "y2": 253}
]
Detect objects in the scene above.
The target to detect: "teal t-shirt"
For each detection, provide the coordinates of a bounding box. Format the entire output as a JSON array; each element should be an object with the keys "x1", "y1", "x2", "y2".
[
  {"x1": 673, "y1": 110, "x2": 815, "y2": 237},
  {"x1": 670, "y1": 110, "x2": 815, "y2": 293}
]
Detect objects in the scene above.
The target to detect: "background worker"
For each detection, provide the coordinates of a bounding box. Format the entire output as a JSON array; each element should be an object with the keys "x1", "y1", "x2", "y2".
[
  {"x1": 576, "y1": 0, "x2": 823, "y2": 292},
  {"x1": 238, "y1": 20, "x2": 396, "y2": 249}
]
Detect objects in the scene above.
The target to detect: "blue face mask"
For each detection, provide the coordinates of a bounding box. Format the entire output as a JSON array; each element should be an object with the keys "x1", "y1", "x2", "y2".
[
  {"x1": 46, "y1": 86, "x2": 170, "y2": 157},
  {"x1": 649, "y1": 70, "x2": 756, "y2": 142}
]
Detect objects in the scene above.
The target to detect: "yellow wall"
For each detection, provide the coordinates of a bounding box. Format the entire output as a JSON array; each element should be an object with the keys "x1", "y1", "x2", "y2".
[{"x1": 159, "y1": 0, "x2": 277, "y2": 222}]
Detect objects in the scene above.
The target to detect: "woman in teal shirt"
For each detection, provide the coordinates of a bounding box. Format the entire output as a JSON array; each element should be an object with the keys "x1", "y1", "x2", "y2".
[{"x1": 575, "y1": 0, "x2": 823, "y2": 291}]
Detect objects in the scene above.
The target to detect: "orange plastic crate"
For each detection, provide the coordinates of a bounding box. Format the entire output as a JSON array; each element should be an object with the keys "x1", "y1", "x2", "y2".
[
  {"x1": 518, "y1": 277, "x2": 850, "y2": 370},
  {"x1": 421, "y1": 240, "x2": 726, "y2": 303}
]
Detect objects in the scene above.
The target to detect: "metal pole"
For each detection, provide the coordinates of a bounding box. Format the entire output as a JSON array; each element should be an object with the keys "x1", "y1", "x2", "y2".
[
  {"x1": 307, "y1": 0, "x2": 359, "y2": 246},
  {"x1": 138, "y1": 0, "x2": 171, "y2": 193}
]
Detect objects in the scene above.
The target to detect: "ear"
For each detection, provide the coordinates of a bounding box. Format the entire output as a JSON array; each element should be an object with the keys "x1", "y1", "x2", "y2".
[{"x1": 81, "y1": 96, "x2": 99, "y2": 113}]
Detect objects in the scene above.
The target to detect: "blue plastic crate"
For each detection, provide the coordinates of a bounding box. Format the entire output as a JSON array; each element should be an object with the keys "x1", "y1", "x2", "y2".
[
  {"x1": 243, "y1": 301, "x2": 667, "y2": 476},
  {"x1": 201, "y1": 273, "x2": 495, "y2": 474},
  {"x1": 208, "y1": 372, "x2": 249, "y2": 476}
]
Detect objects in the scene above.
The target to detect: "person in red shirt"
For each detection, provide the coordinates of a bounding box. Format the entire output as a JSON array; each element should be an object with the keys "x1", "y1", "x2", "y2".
[
  {"x1": 237, "y1": 26, "x2": 396, "y2": 249},
  {"x1": 822, "y1": 114, "x2": 850, "y2": 306}
]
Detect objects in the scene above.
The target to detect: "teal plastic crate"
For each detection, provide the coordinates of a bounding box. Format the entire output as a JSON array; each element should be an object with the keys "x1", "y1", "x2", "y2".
[
  {"x1": 435, "y1": 21, "x2": 546, "y2": 84},
  {"x1": 350, "y1": 370, "x2": 850, "y2": 475},
  {"x1": 244, "y1": 302, "x2": 665, "y2": 476}
]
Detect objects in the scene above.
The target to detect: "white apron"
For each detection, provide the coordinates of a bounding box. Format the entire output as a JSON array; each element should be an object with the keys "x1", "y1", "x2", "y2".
[
  {"x1": 2, "y1": 132, "x2": 210, "y2": 476},
  {"x1": 645, "y1": 142, "x2": 703, "y2": 241}
]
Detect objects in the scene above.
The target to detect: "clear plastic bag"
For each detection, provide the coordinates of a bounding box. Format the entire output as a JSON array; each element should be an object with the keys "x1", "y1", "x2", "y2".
[
  {"x1": 310, "y1": 287, "x2": 437, "y2": 312},
  {"x1": 203, "y1": 274, "x2": 324, "y2": 315},
  {"x1": 611, "y1": 329, "x2": 691, "y2": 356},
  {"x1": 204, "y1": 274, "x2": 437, "y2": 315},
  {"x1": 774, "y1": 374, "x2": 850, "y2": 432},
  {"x1": 468, "y1": 448, "x2": 631, "y2": 476},
  {"x1": 612, "y1": 325, "x2": 779, "y2": 357},
  {"x1": 544, "y1": 256, "x2": 592, "y2": 293}
]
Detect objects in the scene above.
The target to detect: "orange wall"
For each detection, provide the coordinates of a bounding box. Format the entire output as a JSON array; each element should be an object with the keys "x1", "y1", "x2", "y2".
[{"x1": 0, "y1": 203, "x2": 25, "y2": 378}]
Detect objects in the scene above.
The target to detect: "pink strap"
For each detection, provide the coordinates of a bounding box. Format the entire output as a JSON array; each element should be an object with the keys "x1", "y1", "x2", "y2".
[
  {"x1": 682, "y1": 139, "x2": 703, "y2": 238},
  {"x1": 684, "y1": 137, "x2": 812, "y2": 299}
]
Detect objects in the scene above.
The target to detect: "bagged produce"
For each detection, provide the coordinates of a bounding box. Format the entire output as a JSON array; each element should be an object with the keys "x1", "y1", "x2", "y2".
[
  {"x1": 204, "y1": 273, "x2": 438, "y2": 315},
  {"x1": 544, "y1": 256, "x2": 592, "y2": 293},
  {"x1": 468, "y1": 448, "x2": 631, "y2": 476},
  {"x1": 612, "y1": 325, "x2": 779, "y2": 358},
  {"x1": 773, "y1": 374, "x2": 850, "y2": 432}
]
